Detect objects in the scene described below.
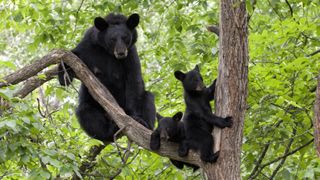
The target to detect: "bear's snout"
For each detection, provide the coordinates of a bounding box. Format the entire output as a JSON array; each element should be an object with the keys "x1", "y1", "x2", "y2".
[{"x1": 114, "y1": 48, "x2": 128, "y2": 59}]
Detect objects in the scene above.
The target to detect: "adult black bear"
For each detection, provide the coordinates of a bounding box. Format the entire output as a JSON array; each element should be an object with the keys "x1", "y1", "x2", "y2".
[
  {"x1": 150, "y1": 112, "x2": 198, "y2": 170},
  {"x1": 174, "y1": 65, "x2": 232, "y2": 163},
  {"x1": 58, "y1": 13, "x2": 156, "y2": 142}
]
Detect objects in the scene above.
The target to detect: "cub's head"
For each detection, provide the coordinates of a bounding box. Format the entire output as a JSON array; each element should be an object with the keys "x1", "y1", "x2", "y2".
[
  {"x1": 158, "y1": 112, "x2": 183, "y2": 141},
  {"x1": 174, "y1": 65, "x2": 206, "y2": 92},
  {"x1": 94, "y1": 13, "x2": 139, "y2": 59}
]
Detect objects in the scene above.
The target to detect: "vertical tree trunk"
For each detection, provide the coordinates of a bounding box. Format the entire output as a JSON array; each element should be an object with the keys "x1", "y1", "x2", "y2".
[
  {"x1": 314, "y1": 75, "x2": 320, "y2": 157},
  {"x1": 204, "y1": 0, "x2": 248, "y2": 179}
]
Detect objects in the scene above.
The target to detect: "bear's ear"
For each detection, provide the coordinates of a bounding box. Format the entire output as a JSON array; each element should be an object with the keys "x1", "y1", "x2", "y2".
[
  {"x1": 94, "y1": 17, "x2": 108, "y2": 31},
  {"x1": 194, "y1": 65, "x2": 200, "y2": 72},
  {"x1": 174, "y1": 71, "x2": 186, "y2": 81},
  {"x1": 172, "y1": 112, "x2": 183, "y2": 122},
  {"x1": 126, "y1": 13, "x2": 140, "y2": 29}
]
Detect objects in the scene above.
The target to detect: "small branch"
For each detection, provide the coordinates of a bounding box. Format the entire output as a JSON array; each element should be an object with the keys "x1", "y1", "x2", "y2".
[
  {"x1": 36, "y1": 98, "x2": 46, "y2": 118},
  {"x1": 249, "y1": 120, "x2": 283, "y2": 179},
  {"x1": 285, "y1": 0, "x2": 293, "y2": 17},
  {"x1": 13, "y1": 67, "x2": 58, "y2": 98},
  {"x1": 269, "y1": 129, "x2": 296, "y2": 179},
  {"x1": 72, "y1": 144, "x2": 106, "y2": 180},
  {"x1": 114, "y1": 126, "x2": 127, "y2": 163},
  {"x1": 71, "y1": 0, "x2": 85, "y2": 39},
  {"x1": 207, "y1": 25, "x2": 219, "y2": 36},
  {"x1": 60, "y1": 61, "x2": 79, "y2": 94},
  {"x1": 307, "y1": 49, "x2": 320, "y2": 57},
  {"x1": 248, "y1": 144, "x2": 270, "y2": 179},
  {"x1": 267, "y1": 0, "x2": 284, "y2": 20},
  {"x1": 247, "y1": 0, "x2": 257, "y2": 22},
  {"x1": 109, "y1": 139, "x2": 132, "y2": 179},
  {"x1": 259, "y1": 138, "x2": 313, "y2": 175}
]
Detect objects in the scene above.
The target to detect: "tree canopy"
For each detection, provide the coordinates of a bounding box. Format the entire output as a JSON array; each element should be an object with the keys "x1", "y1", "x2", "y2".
[{"x1": 0, "y1": 0, "x2": 319, "y2": 179}]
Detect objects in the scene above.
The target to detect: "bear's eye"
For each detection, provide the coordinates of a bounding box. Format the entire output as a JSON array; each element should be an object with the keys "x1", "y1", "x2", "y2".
[{"x1": 122, "y1": 36, "x2": 130, "y2": 43}]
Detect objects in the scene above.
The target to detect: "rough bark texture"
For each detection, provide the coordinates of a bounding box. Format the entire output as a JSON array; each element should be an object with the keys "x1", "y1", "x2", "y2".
[
  {"x1": 0, "y1": 49, "x2": 204, "y2": 167},
  {"x1": 206, "y1": 0, "x2": 248, "y2": 179},
  {"x1": 314, "y1": 75, "x2": 320, "y2": 157}
]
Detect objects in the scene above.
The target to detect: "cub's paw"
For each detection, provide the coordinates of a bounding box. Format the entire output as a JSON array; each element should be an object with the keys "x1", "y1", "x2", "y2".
[
  {"x1": 178, "y1": 146, "x2": 188, "y2": 157},
  {"x1": 224, "y1": 116, "x2": 233, "y2": 128},
  {"x1": 202, "y1": 152, "x2": 219, "y2": 163},
  {"x1": 211, "y1": 151, "x2": 220, "y2": 163},
  {"x1": 150, "y1": 133, "x2": 160, "y2": 150}
]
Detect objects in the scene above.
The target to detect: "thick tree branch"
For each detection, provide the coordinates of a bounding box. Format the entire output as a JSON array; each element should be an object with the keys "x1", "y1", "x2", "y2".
[
  {"x1": 0, "y1": 49, "x2": 68, "y2": 88},
  {"x1": 314, "y1": 75, "x2": 320, "y2": 157},
  {"x1": 0, "y1": 49, "x2": 203, "y2": 167}
]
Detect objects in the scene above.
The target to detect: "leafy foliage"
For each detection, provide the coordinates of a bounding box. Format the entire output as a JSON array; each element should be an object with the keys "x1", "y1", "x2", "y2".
[{"x1": 0, "y1": 0, "x2": 319, "y2": 179}]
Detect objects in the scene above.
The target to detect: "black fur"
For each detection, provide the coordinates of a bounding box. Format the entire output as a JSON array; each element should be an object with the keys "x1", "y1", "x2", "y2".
[
  {"x1": 58, "y1": 13, "x2": 156, "y2": 142},
  {"x1": 174, "y1": 65, "x2": 232, "y2": 163},
  {"x1": 150, "y1": 112, "x2": 199, "y2": 170}
]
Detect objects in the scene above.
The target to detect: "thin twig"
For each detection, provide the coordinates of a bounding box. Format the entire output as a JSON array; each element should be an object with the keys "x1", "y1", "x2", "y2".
[
  {"x1": 285, "y1": 0, "x2": 293, "y2": 17},
  {"x1": 36, "y1": 98, "x2": 46, "y2": 118},
  {"x1": 71, "y1": 0, "x2": 85, "y2": 40},
  {"x1": 60, "y1": 61, "x2": 79, "y2": 94},
  {"x1": 307, "y1": 49, "x2": 320, "y2": 57},
  {"x1": 113, "y1": 126, "x2": 126, "y2": 163}
]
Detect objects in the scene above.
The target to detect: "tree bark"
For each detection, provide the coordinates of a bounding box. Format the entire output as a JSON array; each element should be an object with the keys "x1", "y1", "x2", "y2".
[
  {"x1": 207, "y1": 0, "x2": 248, "y2": 179},
  {"x1": 314, "y1": 75, "x2": 320, "y2": 157}
]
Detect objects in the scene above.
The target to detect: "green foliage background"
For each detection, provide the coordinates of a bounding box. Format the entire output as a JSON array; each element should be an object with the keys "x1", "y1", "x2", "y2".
[{"x1": 0, "y1": 0, "x2": 319, "y2": 179}]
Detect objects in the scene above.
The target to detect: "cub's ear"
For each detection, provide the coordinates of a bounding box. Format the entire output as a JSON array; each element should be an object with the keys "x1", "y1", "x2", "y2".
[
  {"x1": 126, "y1": 13, "x2": 140, "y2": 29},
  {"x1": 194, "y1": 65, "x2": 200, "y2": 72},
  {"x1": 172, "y1": 112, "x2": 183, "y2": 122},
  {"x1": 94, "y1": 17, "x2": 108, "y2": 31},
  {"x1": 174, "y1": 71, "x2": 186, "y2": 81}
]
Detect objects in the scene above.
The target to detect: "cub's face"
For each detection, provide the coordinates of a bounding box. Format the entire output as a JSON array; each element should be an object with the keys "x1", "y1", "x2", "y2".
[
  {"x1": 174, "y1": 65, "x2": 206, "y2": 92},
  {"x1": 94, "y1": 13, "x2": 139, "y2": 59},
  {"x1": 158, "y1": 112, "x2": 183, "y2": 141}
]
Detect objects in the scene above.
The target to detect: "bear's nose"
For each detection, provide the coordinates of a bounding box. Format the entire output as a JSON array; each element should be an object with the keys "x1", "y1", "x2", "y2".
[{"x1": 118, "y1": 52, "x2": 125, "y2": 56}]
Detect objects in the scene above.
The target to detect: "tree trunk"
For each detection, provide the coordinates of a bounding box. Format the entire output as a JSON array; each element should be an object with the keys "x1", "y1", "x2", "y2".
[
  {"x1": 314, "y1": 75, "x2": 320, "y2": 157},
  {"x1": 206, "y1": 0, "x2": 248, "y2": 179}
]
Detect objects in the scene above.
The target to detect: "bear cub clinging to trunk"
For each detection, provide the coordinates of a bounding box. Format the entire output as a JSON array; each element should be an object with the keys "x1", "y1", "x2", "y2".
[{"x1": 174, "y1": 65, "x2": 233, "y2": 163}]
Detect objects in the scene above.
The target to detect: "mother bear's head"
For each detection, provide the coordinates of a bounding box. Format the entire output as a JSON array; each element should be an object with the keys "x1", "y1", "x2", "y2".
[{"x1": 94, "y1": 13, "x2": 139, "y2": 59}]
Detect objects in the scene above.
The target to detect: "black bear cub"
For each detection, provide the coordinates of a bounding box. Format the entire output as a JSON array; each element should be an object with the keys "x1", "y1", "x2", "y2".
[
  {"x1": 150, "y1": 113, "x2": 198, "y2": 170},
  {"x1": 58, "y1": 13, "x2": 155, "y2": 142},
  {"x1": 174, "y1": 65, "x2": 232, "y2": 163}
]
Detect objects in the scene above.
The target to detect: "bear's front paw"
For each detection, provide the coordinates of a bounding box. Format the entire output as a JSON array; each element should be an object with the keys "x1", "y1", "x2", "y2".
[
  {"x1": 224, "y1": 116, "x2": 233, "y2": 128},
  {"x1": 132, "y1": 115, "x2": 150, "y2": 129}
]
